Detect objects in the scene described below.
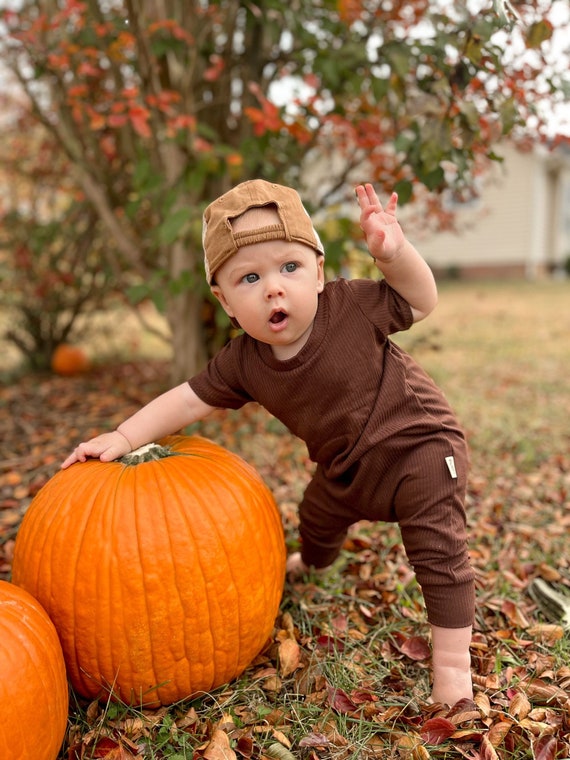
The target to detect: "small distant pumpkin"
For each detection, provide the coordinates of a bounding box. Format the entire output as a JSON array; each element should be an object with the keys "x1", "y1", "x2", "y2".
[
  {"x1": 12, "y1": 435, "x2": 286, "y2": 707},
  {"x1": 0, "y1": 580, "x2": 69, "y2": 760},
  {"x1": 51, "y1": 343, "x2": 90, "y2": 376}
]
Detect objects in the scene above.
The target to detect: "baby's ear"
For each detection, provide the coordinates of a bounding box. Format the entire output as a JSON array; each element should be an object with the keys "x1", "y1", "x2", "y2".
[
  {"x1": 316, "y1": 254, "x2": 325, "y2": 293},
  {"x1": 210, "y1": 285, "x2": 235, "y2": 319}
]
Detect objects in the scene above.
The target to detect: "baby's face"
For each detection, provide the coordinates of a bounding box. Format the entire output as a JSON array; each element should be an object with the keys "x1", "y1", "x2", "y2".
[{"x1": 211, "y1": 239, "x2": 324, "y2": 360}]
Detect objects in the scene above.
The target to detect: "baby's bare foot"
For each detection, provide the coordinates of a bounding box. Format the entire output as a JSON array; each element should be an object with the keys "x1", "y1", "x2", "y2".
[
  {"x1": 286, "y1": 552, "x2": 332, "y2": 580},
  {"x1": 286, "y1": 552, "x2": 308, "y2": 579},
  {"x1": 430, "y1": 663, "x2": 473, "y2": 706}
]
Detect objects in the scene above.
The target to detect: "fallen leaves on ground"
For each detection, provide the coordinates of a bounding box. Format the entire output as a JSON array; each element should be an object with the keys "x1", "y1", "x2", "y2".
[{"x1": 1, "y1": 359, "x2": 570, "y2": 759}]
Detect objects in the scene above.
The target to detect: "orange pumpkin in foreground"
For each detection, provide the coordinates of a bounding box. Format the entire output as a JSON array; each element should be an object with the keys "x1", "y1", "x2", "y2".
[
  {"x1": 12, "y1": 435, "x2": 286, "y2": 707},
  {"x1": 0, "y1": 580, "x2": 69, "y2": 760}
]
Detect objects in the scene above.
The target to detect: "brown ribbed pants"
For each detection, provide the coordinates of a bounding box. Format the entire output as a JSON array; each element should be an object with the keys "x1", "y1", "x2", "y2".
[{"x1": 298, "y1": 432, "x2": 475, "y2": 628}]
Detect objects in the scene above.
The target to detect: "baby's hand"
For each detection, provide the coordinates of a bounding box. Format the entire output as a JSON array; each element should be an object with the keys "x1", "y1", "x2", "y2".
[
  {"x1": 356, "y1": 183, "x2": 406, "y2": 262},
  {"x1": 61, "y1": 430, "x2": 132, "y2": 469}
]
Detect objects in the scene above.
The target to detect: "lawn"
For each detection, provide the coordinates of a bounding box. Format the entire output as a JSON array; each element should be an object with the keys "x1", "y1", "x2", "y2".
[{"x1": 1, "y1": 279, "x2": 569, "y2": 759}]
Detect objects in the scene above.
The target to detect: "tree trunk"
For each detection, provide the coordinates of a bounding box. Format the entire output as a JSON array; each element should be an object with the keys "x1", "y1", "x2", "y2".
[
  {"x1": 166, "y1": 229, "x2": 208, "y2": 384},
  {"x1": 166, "y1": 286, "x2": 207, "y2": 385}
]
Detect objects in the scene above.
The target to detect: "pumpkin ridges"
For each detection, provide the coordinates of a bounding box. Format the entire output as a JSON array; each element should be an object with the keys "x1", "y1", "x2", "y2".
[
  {"x1": 96, "y1": 443, "x2": 272, "y2": 702},
  {"x1": 175, "y1": 453, "x2": 280, "y2": 683},
  {"x1": 160, "y1": 443, "x2": 279, "y2": 685},
  {"x1": 151, "y1": 441, "x2": 284, "y2": 698},
  {"x1": 0, "y1": 581, "x2": 69, "y2": 760},
  {"x1": 184, "y1": 464, "x2": 245, "y2": 683},
  {"x1": 16, "y1": 612, "x2": 68, "y2": 738},
  {"x1": 92, "y1": 473, "x2": 129, "y2": 701},
  {"x1": 158, "y1": 456, "x2": 245, "y2": 693},
  {"x1": 199, "y1": 457, "x2": 281, "y2": 673},
  {"x1": 170, "y1": 469, "x2": 221, "y2": 691},
  {"x1": 75, "y1": 462, "x2": 170, "y2": 703},
  {"x1": 210, "y1": 449, "x2": 285, "y2": 597},
  {"x1": 133, "y1": 461, "x2": 185, "y2": 701},
  {"x1": 101, "y1": 465, "x2": 160, "y2": 702},
  {"x1": 12, "y1": 463, "x2": 117, "y2": 697},
  {"x1": 68, "y1": 468, "x2": 123, "y2": 698}
]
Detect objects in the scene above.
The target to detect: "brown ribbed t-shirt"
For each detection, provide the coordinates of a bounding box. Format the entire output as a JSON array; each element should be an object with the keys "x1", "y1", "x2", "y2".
[{"x1": 190, "y1": 277, "x2": 463, "y2": 477}]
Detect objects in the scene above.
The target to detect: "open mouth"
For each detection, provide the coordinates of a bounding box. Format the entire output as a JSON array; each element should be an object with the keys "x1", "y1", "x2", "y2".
[{"x1": 269, "y1": 310, "x2": 287, "y2": 324}]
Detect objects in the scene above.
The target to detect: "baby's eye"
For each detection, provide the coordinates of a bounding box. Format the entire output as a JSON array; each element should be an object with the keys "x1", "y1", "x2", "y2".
[
  {"x1": 242, "y1": 273, "x2": 259, "y2": 284},
  {"x1": 283, "y1": 262, "x2": 298, "y2": 273}
]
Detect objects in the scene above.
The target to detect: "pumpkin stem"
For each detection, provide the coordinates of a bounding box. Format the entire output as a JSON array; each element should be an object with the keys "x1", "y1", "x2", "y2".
[{"x1": 120, "y1": 443, "x2": 176, "y2": 466}]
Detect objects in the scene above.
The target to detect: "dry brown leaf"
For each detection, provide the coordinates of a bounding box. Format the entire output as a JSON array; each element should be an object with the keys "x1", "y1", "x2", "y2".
[
  {"x1": 527, "y1": 624, "x2": 565, "y2": 644},
  {"x1": 203, "y1": 729, "x2": 237, "y2": 760},
  {"x1": 536, "y1": 564, "x2": 562, "y2": 582},
  {"x1": 532, "y1": 734, "x2": 558, "y2": 760},
  {"x1": 271, "y1": 730, "x2": 291, "y2": 748},
  {"x1": 262, "y1": 675, "x2": 283, "y2": 692},
  {"x1": 479, "y1": 734, "x2": 501, "y2": 760},
  {"x1": 393, "y1": 733, "x2": 423, "y2": 752},
  {"x1": 278, "y1": 637, "x2": 300, "y2": 677},
  {"x1": 280, "y1": 611, "x2": 295, "y2": 637},
  {"x1": 86, "y1": 700, "x2": 100, "y2": 725},
  {"x1": 400, "y1": 635, "x2": 431, "y2": 661},
  {"x1": 520, "y1": 678, "x2": 568, "y2": 703},
  {"x1": 298, "y1": 732, "x2": 330, "y2": 748},
  {"x1": 487, "y1": 720, "x2": 513, "y2": 747},
  {"x1": 474, "y1": 691, "x2": 492, "y2": 718},
  {"x1": 508, "y1": 690, "x2": 531, "y2": 719},
  {"x1": 420, "y1": 717, "x2": 456, "y2": 745},
  {"x1": 518, "y1": 718, "x2": 555, "y2": 736},
  {"x1": 447, "y1": 697, "x2": 480, "y2": 724}
]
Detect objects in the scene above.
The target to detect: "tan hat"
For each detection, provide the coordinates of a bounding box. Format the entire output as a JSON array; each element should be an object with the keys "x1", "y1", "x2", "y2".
[{"x1": 202, "y1": 179, "x2": 324, "y2": 284}]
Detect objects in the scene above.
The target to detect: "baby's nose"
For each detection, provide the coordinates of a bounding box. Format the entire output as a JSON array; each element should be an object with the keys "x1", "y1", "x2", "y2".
[{"x1": 265, "y1": 278, "x2": 284, "y2": 299}]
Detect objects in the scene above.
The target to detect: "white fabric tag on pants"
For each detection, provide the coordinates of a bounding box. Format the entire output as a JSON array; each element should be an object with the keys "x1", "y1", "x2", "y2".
[{"x1": 445, "y1": 455, "x2": 457, "y2": 478}]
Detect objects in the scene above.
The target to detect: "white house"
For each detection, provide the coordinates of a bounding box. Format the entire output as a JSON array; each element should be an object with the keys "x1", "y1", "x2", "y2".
[{"x1": 414, "y1": 141, "x2": 570, "y2": 279}]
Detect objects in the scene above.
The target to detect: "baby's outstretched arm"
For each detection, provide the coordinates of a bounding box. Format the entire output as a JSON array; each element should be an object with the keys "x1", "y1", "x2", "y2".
[
  {"x1": 61, "y1": 382, "x2": 216, "y2": 468},
  {"x1": 356, "y1": 183, "x2": 437, "y2": 322}
]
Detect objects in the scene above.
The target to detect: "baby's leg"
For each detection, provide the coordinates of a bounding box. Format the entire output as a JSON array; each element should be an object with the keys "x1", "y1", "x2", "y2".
[
  {"x1": 395, "y1": 439, "x2": 475, "y2": 704},
  {"x1": 431, "y1": 624, "x2": 473, "y2": 705},
  {"x1": 296, "y1": 465, "x2": 357, "y2": 570}
]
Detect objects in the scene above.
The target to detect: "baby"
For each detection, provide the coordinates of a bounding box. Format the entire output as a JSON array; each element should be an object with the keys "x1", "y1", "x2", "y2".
[{"x1": 63, "y1": 179, "x2": 475, "y2": 705}]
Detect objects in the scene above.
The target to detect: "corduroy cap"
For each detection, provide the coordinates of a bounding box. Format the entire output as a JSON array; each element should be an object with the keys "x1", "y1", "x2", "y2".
[{"x1": 202, "y1": 179, "x2": 324, "y2": 284}]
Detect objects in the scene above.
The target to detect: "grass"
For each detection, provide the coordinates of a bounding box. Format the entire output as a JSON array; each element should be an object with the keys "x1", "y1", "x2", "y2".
[
  {"x1": 393, "y1": 278, "x2": 570, "y2": 469},
  {"x1": 5, "y1": 278, "x2": 570, "y2": 759}
]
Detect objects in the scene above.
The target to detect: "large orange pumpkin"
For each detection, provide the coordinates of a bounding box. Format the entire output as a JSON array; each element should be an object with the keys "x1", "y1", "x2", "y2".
[
  {"x1": 0, "y1": 580, "x2": 69, "y2": 760},
  {"x1": 12, "y1": 435, "x2": 285, "y2": 707}
]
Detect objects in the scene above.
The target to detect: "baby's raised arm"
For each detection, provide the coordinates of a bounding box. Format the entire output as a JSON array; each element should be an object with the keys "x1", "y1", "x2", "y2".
[
  {"x1": 356, "y1": 183, "x2": 438, "y2": 322},
  {"x1": 61, "y1": 383, "x2": 216, "y2": 468}
]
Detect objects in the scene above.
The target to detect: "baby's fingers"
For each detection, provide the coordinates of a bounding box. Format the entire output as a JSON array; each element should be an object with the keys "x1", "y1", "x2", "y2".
[
  {"x1": 363, "y1": 182, "x2": 381, "y2": 206},
  {"x1": 385, "y1": 192, "x2": 399, "y2": 215},
  {"x1": 61, "y1": 437, "x2": 108, "y2": 469},
  {"x1": 355, "y1": 183, "x2": 382, "y2": 210},
  {"x1": 60, "y1": 452, "x2": 80, "y2": 469}
]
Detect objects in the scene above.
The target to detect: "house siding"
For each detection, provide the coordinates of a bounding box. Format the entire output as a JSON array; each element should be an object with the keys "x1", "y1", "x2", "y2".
[{"x1": 413, "y1": 143, "x2": 547, "y2": 278}]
